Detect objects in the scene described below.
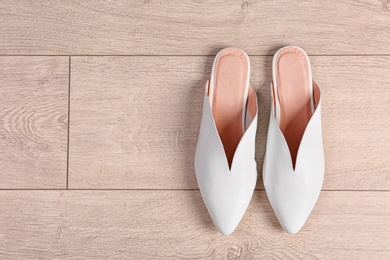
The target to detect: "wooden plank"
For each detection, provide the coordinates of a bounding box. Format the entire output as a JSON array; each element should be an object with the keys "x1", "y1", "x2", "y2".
[
  {"x1": 0, "y1": 57, "x2": 68, "y2": 188},
  {"x1": 69, "y1": 56, "x2": 390, "y2": 190},
  {"x1": 1, "y1": 1, "x2": 390, "y2": 55},
  {"x1": 0, "y1": 190, "x2": 388, "y2": 259}
]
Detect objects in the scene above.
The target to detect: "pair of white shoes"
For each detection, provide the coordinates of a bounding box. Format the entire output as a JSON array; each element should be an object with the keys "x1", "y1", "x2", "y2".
[{"x1": 195, "y1": 46, "x2": 324, "y2": 235}]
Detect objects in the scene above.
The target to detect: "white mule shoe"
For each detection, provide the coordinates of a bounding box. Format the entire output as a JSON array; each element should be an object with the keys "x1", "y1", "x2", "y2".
[
  {"x1": 263, "y1": 46, "x2": 324, "y2": 234},
  {"x1": 195, "y1": 48, "x2": 258, "y2": 235}
]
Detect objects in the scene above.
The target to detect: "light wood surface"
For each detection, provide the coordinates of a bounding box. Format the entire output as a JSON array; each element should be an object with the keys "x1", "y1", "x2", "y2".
[
  {"x1": 69, "y1": 56, "x2": 390, "y2": 190},
  {"x1": 1, "y1": 1, "x2": 390, "y2": 55},
  {"x1": 0, "y1": 190, "x2": 388, "y2": 259},
  {"x1": 0, "y1": 57, "x2": 68, "y2": 188},
  {"x1": 0, "y1": 1, "x2": 389, "y2": 258}
]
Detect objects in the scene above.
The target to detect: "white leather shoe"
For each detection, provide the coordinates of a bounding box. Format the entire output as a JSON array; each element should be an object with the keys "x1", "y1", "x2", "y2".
[
  {"x1": 263, "y1": 46, "x2": 324, "y2": 234},
  {"x1": 195, "y1": 48, "x2": 258, "y2": 235}
]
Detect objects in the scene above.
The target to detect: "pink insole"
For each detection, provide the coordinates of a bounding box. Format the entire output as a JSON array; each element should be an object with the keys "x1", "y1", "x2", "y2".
[
  {"x1": 276, "y1": 48, "x2": 312, "y2": 168},
  {"x1": 212, "y1": 49, "x2": 249, "y2": 168}
]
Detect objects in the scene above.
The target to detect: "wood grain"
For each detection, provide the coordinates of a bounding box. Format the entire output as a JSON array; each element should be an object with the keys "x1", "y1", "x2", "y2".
[
  {"x1": 1, "y1": 1, "x2": 390, "y2": 55},
  {"x1": 69, "y1": 56, "x2": 390, "y2": 190},
  {"x1": 0, "y1": 57, "x2": 68, "y2": 188},
  {"x1": 0, "y1": 190, "x2": 388, "y2": 259},
  {"x1": 0, "y1": 1, "x2": 389, "y2": 258}
]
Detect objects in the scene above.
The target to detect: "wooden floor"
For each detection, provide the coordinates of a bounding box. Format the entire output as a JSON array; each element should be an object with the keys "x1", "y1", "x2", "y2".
[{"x1": 0, "y1": 1, "x2": 389, "y2": 259}]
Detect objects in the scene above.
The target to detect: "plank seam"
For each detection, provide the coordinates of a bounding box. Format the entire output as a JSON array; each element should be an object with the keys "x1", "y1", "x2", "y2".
[
  {"x1": 0, "y1": 189, "x2": 388, "y2": 192},
  {"x1": 1, "y1": 54, "x2": 390, "y2": 57}
]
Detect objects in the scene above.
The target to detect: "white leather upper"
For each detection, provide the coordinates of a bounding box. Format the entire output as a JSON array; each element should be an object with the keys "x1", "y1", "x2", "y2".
[
  {"x1": 195, "y1": 87, "x2": 258, "y2": 235},
  {"x1": 263, "y1": 83, "x2": 324, "y2": 234}
]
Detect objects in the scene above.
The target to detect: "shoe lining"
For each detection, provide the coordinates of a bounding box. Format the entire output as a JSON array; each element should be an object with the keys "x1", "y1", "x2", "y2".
[
  {"x1": 212, "y1": 49, "x2": 249, "y2": 168},
  {"x1": 276, "y1": 47, "x2": 313, "y2": 168}
]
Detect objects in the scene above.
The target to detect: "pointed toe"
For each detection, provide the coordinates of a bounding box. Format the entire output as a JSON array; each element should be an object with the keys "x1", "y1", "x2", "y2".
[
  {"x1": 282, "y1": 222, "x2": 303, "y2": 235},
  {"x1": 265, "y1": 183, "x2": 317, "y2": 235},
  {"x1": 213, "y1": 216, "x2": 240, "y2": 236},
  {"x1": 207, "y1": 197, "x2": 250, "y2": 236},
  {"x1": 219, "y1": 227, "x2": 235, "y2": 236},
  {"x1": 276, "y1": 210, "x2": 307, "y2": 235},
  {"x1": 197, "y1": 170, "x2": 256, "y2": 235}
]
